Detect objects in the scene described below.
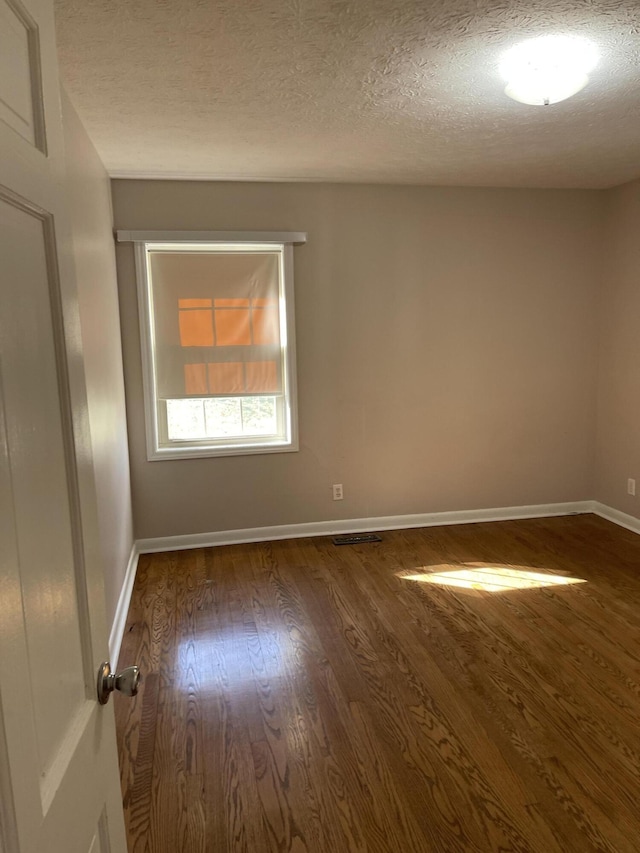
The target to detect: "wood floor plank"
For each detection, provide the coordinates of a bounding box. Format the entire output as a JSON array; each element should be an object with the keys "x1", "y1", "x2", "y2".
[
  {"x1": 240, "y1": 543, "x2": 378, "y2": 852},
  {"x1": 116, "y1": 515, "x2": 640, "y2": 851},
  {"x1": 319, "y1": 552, "x2": 562, "y2": 850},
  {"x1": 305, "y1": 540, "x2": 548, "y2": 852}
]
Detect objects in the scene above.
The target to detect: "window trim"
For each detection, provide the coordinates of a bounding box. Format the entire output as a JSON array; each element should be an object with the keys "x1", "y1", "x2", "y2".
[{"x1": 124, "y1": 231, "x2": 305, "y2": 461}]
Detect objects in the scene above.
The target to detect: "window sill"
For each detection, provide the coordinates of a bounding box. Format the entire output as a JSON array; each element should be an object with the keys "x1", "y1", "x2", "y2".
[{"x1": 147, "y1": 439, "x2": 299, "y2": 462}]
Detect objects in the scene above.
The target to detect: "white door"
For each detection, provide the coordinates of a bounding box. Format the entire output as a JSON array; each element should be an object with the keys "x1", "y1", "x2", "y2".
[{"x1": 0, "y1": 1, "x2": 129, "y2": 851}]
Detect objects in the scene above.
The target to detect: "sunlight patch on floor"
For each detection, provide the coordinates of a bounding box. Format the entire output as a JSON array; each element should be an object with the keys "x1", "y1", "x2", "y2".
[{"x1": 400, "y1": 567, "x2": 586, "y2": 592}]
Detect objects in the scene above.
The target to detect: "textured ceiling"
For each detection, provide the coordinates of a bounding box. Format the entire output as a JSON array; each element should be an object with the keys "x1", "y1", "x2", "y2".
[{"x1": 54, "y1": 0, "x2": 640, "y2": 188}]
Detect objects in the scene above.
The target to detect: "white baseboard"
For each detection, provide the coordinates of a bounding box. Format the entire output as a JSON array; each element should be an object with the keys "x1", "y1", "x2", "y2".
[
  {"x1": 592, "y1": 502, "x2": 640, "y2": 535},
  {"x1": 136, "y1": 500, "x2": 595, "y2": 555},
  {"x1": 108, "y1": 500, "x2": 637, "y2": 661},
  {"x1": 108, "y1": 542, "x2": 140, "y2": 669}
]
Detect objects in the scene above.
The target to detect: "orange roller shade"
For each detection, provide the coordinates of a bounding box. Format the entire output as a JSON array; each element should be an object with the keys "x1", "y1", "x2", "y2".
[
  {"x1": 184, "y1": 363, "x2": 208, "y2": 395},
  {"x1": 214, "y1": 298, "x2": 250, "y2": 307},
  {"x1": 179, "y1": 298, "x2": 212, "y2": 308},
  {"x1": 252, "y1": 306, "x2": 279, "y2": 345},
  {"x1": 245, "y1": 360, "x2": 278, "y2": 393},
  {"x1": 215, "y1": 308, "x2": 251, "y2": 346},
  {"x1": 179, "y1": 308, "x2": 214, "y2": 347},
  {"x1": 207, "y1": 362, "x2": 244, "y2": 394}
]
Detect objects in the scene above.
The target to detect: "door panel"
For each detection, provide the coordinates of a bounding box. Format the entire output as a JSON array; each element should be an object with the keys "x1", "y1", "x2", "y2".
[
  {"x1": 0, "y1": 194, "x2": 86, "y2": 773},
  {"x1": 0, "y1": 0, "x2": 127, "y2": 851},
  {"x1": 0, "y1": 0, "x2": 45, "y2": 151},
  {"x1": 88, "y1": 811, "x2": 111, "y2": 853}
]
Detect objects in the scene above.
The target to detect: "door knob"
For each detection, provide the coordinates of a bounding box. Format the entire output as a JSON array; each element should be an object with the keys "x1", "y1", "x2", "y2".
[{"x1": 97, "y1": 661, "x2": 141, "y2": 705}]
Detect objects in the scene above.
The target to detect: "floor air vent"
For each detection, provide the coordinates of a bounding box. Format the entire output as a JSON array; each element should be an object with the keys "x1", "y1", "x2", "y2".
[{"x1": 332, "y1": 533, "x2": 382, "y2": 546}]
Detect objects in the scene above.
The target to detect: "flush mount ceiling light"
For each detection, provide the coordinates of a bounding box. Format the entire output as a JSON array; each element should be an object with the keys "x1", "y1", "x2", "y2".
[{"x1": 500, "y1": 34, "x2": 599, "y2": 106}]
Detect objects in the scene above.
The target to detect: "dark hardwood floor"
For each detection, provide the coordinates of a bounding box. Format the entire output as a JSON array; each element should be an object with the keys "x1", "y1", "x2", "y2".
[{"x1": 115, "y1": 514, "x2": 640, "y2": 852}]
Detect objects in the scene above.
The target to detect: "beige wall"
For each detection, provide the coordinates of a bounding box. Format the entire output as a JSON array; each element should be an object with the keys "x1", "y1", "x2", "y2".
[
  {"x1": 62, "y1": 93, "x2": 134, "y2": 627},
  {"x1": 112, "y1": 181, "x2": 603, "y2": 540},
  {"x1": 595, "y1": 179, "x2": 640, "y2": 520}
]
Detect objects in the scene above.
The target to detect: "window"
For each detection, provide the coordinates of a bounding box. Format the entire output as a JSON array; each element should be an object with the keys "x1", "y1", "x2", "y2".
[{"x1": 121, "y1": 231, "x2": 305, "y2": 459}]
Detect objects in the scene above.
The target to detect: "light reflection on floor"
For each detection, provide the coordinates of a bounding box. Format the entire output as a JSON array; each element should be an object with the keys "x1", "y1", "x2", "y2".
[
  {"x1": 399, "y1": 566, "x2": 586, "y2": 592},
  {"x1": 175, "y1": 627, "x2": 291, "y2": 693}
]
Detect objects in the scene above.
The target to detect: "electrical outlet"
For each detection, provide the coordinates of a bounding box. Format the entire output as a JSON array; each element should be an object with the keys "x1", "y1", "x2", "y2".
[
  {"x1": 332, "y1": 483, "x2": 344, "y2": 501},
  {"x1": 628, "y1": 478, "x2": 636, "y2": 496}
]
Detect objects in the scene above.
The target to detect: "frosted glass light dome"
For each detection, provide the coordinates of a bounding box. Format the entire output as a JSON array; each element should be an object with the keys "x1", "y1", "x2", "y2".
[{"x1": 500, "y1": 35, "x2": 599, "y2": 106}]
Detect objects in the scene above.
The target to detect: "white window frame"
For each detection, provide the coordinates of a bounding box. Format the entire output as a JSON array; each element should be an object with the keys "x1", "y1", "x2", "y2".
[{"x1": 117, "y1": 230, "x2": 306, "y2": 460}]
